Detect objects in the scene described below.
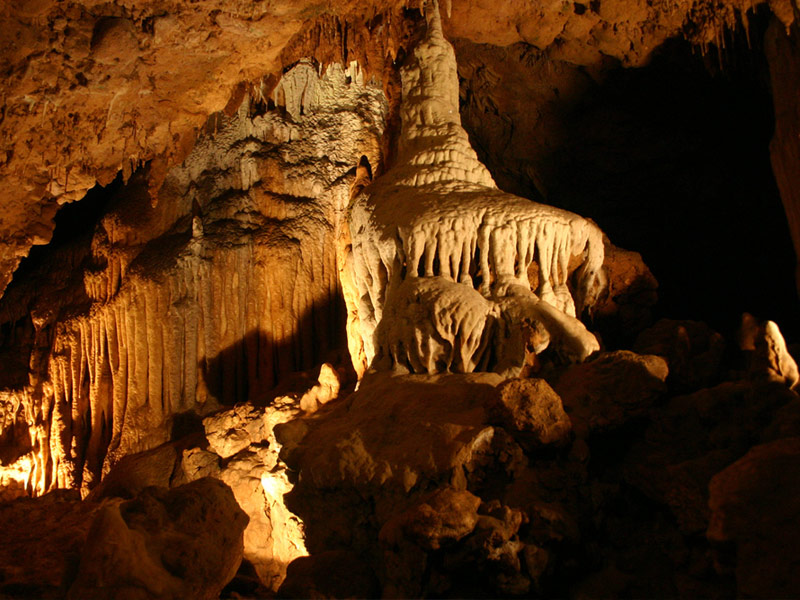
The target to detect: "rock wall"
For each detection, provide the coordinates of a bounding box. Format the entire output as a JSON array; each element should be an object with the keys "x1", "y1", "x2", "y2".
[
  {"x1": 0, "y1": 61, "x2": 387, "y2": 497},
  {"x1": 0, "y1": 0, "x2": 795, "y2": 309}
]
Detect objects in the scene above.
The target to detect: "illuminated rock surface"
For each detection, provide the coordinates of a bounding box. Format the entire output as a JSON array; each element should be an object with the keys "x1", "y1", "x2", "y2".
[
  {"x1": 345, "y1": 3, "x2": 605, "y2": 375},
  {"x1": 0, "y1": 60, "x2": 385, "y2": 499},
  {"x1": 0, "y1": 0, "x2": 800, "y2": 597}
]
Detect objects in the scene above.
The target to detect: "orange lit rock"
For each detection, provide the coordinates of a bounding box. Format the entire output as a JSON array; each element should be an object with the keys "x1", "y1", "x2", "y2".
[
  {"x1": 67, "y1": 477, "x2": 248, "y2": 600},
  {"x1": 0, "y1": 59, "x2": 387, "y2": 498},
  {"x1": 554, "y1": 350, "x2": 668, "y2": 436},
  {"x1": 85, "y1": 395, "x2": 308, "y2": 592},
  {"x1": 487, "y1": 378, "x2": 572, "y2": 448},
  {"x1": 1, "y1": 1, "x2": 800, "y2": 598},
  {"x1": 380, "y1": 487, "x2": 482, "y2": 551},
  {"x1": 203, "y1": 404, "x2": 271, "y2": 460}
]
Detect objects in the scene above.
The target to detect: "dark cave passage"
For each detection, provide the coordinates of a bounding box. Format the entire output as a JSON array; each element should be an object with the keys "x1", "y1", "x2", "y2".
[
  {"x1": 461, "y1": 11, "x2": 799, "y2": 340},
  {"x1": 553, "y1": 30, "x2": 797, "y2": 338}
]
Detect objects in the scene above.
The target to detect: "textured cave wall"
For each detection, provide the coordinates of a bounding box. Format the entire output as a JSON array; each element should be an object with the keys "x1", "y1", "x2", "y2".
[
  {"x1": 1, "y1": 4, "x2": 800, "y2": 597},
  {"x1": 0, "y1": 61, "x2": 387, "y2": 497},
  {"x1": 0, "y1": 0, "x2": 798, "y2": 502},
  {"x1": 0, "y1": 0, "x2": 795, "y2": 304}
]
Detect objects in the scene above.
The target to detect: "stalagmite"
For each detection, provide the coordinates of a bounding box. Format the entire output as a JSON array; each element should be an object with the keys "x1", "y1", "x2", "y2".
[
  {"x1": 343, "y1": 0, "x2": 606, "y2": 377},
  {"x1": 753, "y1": 319, "x2": 800, "y2": 389}
]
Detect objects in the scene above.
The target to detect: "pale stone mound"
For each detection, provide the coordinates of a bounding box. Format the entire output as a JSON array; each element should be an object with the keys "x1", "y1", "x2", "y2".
[
  {"x1": 755, "y1": 319, "x2": 800, "y2": 388},
  {"x1": 343, "y1": 0, "x2": 607, "y2": 377}
]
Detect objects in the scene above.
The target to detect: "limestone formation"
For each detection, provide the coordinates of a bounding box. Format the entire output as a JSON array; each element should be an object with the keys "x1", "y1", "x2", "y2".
[
  {"x1": 1, "y1": 0, "x2": 800, "y2": 598},
  {"x1": 0, "y1": 61, "x2": 386, "y2": 498},
  {"x1": 753, "y1": 319, "x2": 800, "y2": 388},
  {"x1": 343, "y1": 1, "x2": 605, "y2": 377}
]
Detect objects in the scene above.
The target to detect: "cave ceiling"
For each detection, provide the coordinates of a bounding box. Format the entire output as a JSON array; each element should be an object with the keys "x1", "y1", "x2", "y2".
[{"x1": 0, "y1": 0, "x2": 795, "y2": 300}]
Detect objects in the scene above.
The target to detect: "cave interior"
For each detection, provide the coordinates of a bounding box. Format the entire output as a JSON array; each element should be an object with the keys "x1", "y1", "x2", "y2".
[{"x1": 1, "y1": 0, "x2": 800, "y2": 598}]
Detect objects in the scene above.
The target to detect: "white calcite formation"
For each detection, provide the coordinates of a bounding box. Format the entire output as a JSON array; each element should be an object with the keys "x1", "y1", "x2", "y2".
[
  {"x1": 754, "y1": 319, "x2": 800, "y2": 389},
  {"x1": 344, "y1": 1, "x2": 605, "y2": 376}
]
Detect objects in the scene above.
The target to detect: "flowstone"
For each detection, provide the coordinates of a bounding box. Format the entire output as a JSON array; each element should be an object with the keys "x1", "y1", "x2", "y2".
[{"x1": 343, "y1": 1, "x2": 607, "y2": 376}]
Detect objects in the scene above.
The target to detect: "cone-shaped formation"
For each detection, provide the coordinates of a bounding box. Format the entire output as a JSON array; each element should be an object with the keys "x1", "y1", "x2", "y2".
[{"x1": 344, "y1": 0, "x2": 607, "y2": 376}]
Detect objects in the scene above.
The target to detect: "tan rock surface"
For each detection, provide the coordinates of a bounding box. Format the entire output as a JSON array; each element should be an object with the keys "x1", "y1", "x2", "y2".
[
  {"x1": 487, "y1": 378, "x2": 572, "y2": 447},
  {"x1": 68, "y1": 477, "x2": 248, "y2": 600},
  {"x1": 554, "y1": 350, "x2": 668, "y2": 436},
  {"x1": 1, "y1": 0, "x2": 791, "y2": 303}
]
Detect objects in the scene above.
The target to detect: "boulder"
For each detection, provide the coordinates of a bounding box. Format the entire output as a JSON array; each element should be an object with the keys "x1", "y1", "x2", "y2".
[
  {"x1": 203, "y1": 404, "x2": 271, "y2": 459},
  {"x1": 751, "y1": 319, "x2": 800, "y2": 389},
  {"x1": 85, "y1": 443, "x2": 180, "y2": 501},
  {"x1": 68, "y1": 478, "x2": 248, "y2": 600},
  {"x1": 284, "y1": 372, "x2": 506, "y2": 494},
  {"x1": 624, "y1": 380, "x2": 797, "y2": 533},
  {"x1": 192, "y1": 397, "x2": 306, "y2": 590},
  {"x1": 592, "y1": 239, "x2": 658, "y2": 343},
  {"x1": 299, "y1": 363, "x2": 343, "y2": 413},
  {"x1": 486, "y1": 378, "x2": 572, "y2": 448},
  {"x1": 90, "y1": 397, "x2": 308, "y2": 592},
  {"x1": 441, "y1": 501, "x2": 529, "y2": 596},
  {"x1": 0, "y1": 489, "x2": 98, "y2": 598},
  {"x1": 553, "y1": 350, "x2": 668, "y2": 436},
  {"x1": 277, "y1": 550, "x2": 381, "y2": 599},
  {"x1": 708, "y1": 437, "x2": 800, "y2": 597},
  {"x1": 380, "y1": 487, "x2": 482, "y2": 551},
  {"x1": 634, "y1": 319, "x2": 725, "y2": 392}
]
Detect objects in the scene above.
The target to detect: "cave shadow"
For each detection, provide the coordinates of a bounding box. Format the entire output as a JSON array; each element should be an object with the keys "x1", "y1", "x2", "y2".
[
  {"x1": 464, "y1": 8, "x2": 800, "y2": 342},
  {"x1": 545, "y1": 16, "x2": 800, "y2": 340},
  {"x1": 199, "y1": 292, "x2": 351, "y2": 408}
]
